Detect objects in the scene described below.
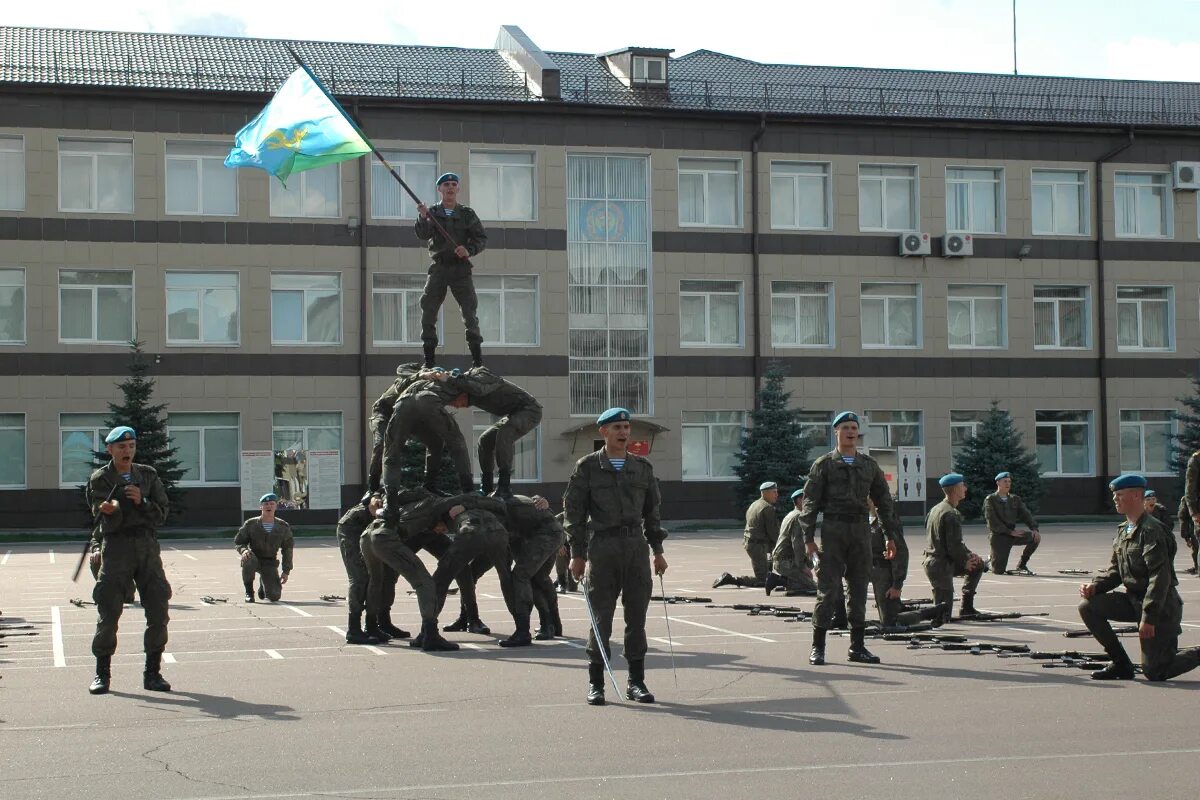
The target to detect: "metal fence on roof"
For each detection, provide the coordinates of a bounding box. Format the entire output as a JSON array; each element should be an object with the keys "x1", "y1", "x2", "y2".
[{"x1": 3, "y1": 50, "x2": 1200, "y2": 125}]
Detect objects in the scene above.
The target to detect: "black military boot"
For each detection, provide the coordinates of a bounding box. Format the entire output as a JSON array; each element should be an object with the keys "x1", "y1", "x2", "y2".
[
  {"x1": 587, "y1": 663, "x2": 606, "y2": 706},
  {"x1": 467, "y1": 618, "x2": 491, "y2": 635},
  {"x1": 480, "y1": 471, "x2": 495, "y2": 495},
  {"x1": 499, "y1": 613, "x2": 534, "y2": 647},
  {"x1": 711, "y1": 572, "x2": 737, "y2": 589},
  {"x1": 420, "y1": 619, "x2": 460, "y2": 652},
  {"x1": 345, "y1": 612, "x2": 380, "y2": 645},
  {"x1": 88, "y1": 655, "x2": 111, "y2": 695},
  {"x1": 442, "y1": 614, "x2": 470, "y2": 632},
  {"x1": 468, "y1": 341, "x2": 483, "y2": 368},
  {"x1": 847, "y1": 627, "x2": 881, "y2": 664},
  {"x1": 921, "y1": 603, "x2": 952, "y2": 628},
  {"x1": 551, "y1": 600, "x2": 564, "y2": 637},
  {"x1": 458, "y1": 472, "x2": 476, "y2": 494},
  {"x1": 535, "y1": 620, "x2": 556, "y2": 640},
  {"x1": 257, "y1": 582, "x2": 265, "y2": 600},
  {"x1": 143, "y1": 652, "x2": 172, "y2": 692},
  {"x1": 764, "y1": 571, "x2": 785, "y2": 596},
  {"x1": 809, "y1": 627, "x2": 827, "y2": 666},
  {"x1": 244, "y1": 581, "x2": 255, "y2": 603},
  {"x1": 1092, "y1": 653, "x2": 1136, "y2": 680},
  {"x1": 491, "y1": 470, "x2": 513, "y2": 499},
  {"x1": 365, "y1": 613, "x2": 391, "y2": 643},
  {"x1": 379, "y1": 610, "x2": 411, "y2": 640},
  {"x1": 422, "y1": 342, "x2": 437, "y2": 369},
  {"x1": 626, "y1": 660, "x2": 655, "y2": 703},
  {"x1": 959, "y1": 592, "x2": 978, "y2": 617}
]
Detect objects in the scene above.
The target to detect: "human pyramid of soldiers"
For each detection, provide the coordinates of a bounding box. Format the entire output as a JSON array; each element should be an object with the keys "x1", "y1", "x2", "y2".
[{"x1": 81, "y1": 171, "x2": 1200, "y2": 702}]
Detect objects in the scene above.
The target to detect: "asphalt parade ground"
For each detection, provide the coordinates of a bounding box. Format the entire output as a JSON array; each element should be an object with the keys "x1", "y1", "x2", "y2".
[{"x1": 2, "y1": 523, "x2": 1199, "y2": 800}]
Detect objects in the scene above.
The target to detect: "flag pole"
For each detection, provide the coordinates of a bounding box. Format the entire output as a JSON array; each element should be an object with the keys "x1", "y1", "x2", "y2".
[{"x1": 282, "y1": 45, "x2": 459, "y2": 248}]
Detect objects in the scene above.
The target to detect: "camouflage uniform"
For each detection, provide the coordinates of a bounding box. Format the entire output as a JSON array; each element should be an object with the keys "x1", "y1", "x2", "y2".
[
  {"x1": 379, "y1": 379, "x2": 473, "y2": 496},
  {"x1": 414, "y1": 202, "x2": 487, "y2": 356},
  {"x1": 869, "y1": 516, "x2": 916, "y2": 627},
  {"x1": 563, "y1": 449, "x2": 666, "y2": 678},
  {"x1": 982, "y1": 492, "x2": 1039, "y2": 573},
  {"x1": 234, "y1": 516, "x2": 294, "y2": 601},
  {"x1": 336, "y1": 502, "x2": 395, "y2": 619},
  {"x1": 1177, "y1": 496, "x2": 1198, "y2": 573},
  {"x1": 1080, "y1": 513, "x2": 1200, "y2": 681},
  {"x1": 741, "y1": 498, "x2": 779, "y2": 587},
  {"x1": 923, "y1": 499, "x2": 984, "y2": 614},
  {"x1": 88, "y1": 462, "x2": 172, "y2": 664},
  {"x1": 367, "y1": 363, "x2": 424, "y2": 493},
  {"x1": 502, "y1": 496, "x2": 565, "y2": 628},
  {"x1": 770, "y1": 508, "x2": 817, "y2": 594},
  {"x1": 800, "y1": 450, "x2": 898, "y2": 631}
]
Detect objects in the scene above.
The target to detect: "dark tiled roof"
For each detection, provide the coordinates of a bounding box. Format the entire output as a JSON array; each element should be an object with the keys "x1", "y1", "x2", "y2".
[{"x1": 3, "y1": 26, "x2": 1200, "y2": 127}]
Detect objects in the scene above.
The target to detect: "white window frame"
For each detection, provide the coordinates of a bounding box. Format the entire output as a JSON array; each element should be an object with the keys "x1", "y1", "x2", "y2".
[
  {"x1": 164, "y1": 271, "x2": 240, "y2": 346},
  {"x1": 58, "y1": 269, "x2": 135, "y2": 345},
  {"x1": 1116, "y1": 285, "x2": 1174, "y2": 353},
  {"x1": 631, "y1": 55, "x2": 667, "y2": 84},
  {"x1": 769, "y1": 161, "x2": 831, "y2": 230},
  {"x1": 58, "y1": 138, "x2": 134, "y2": 214},
  {"x1": 945, "y1": 166, "x2": 1004, "y2": 234},
  {"x1": 678, "y1": 157, "x2": 743, "y2": 228},
  {"x1": 1033, "y1": 285, "x2": 1091, "y2": 350},
  {"x1": 268, "y1": 164, "x2": 341, "y2": 219},
  {"x1": 864, "y1": 411, "x2": 923, "y2": 448},
  {"x1": 0, "y1": 134, "x2": 26, "y2": 212},
  {"x1": 59, "y1": 412, "x2": 107, "y2": 488},
  {"x1": 861, "y1": 282, "x2": 921, "y2": 349},
  {"x1": 270, "y1": 273, "x2": 342, "y2": 346},
  {"x1": 0, "y1": 412, "x2": 26, "y2": 489},
  {"x1": 858, "y1": 163, "x2": 918, "y2": 232},
  {"x1": 947, "y1": 284, "x2": 1007, "y2": 349},
  {"x1": 770, "y1": 281, "x2": 834, "y2": 348},
  {"x1": 1031, "y1": 168, "x2": 1089, "y2": 236},
  {"x1": 168, "y1": 412, "x2": 241, "y2": 486},
  {"x1": 0, "y1": 268, "x2": 25, "y2": 345},
  {"x1": 1114, "y1": 171, "x2": 1172, "y2": 239},
  {"x1": 797, "y1": 411, "x2": 833, "y2": 453},
  {"x1": 1118, "y1": 409, "x2": 1175, "y2": 476},
  {"x1": 475, "y1": 275, "x2": 540, "y2": 347},
  {"x1": 271, "y1": 411, "x2": 344, "y2": 483},
  {"x1": 681, "y1": 411, "x2": 746, "y2": 481},
  {"x1": 372, "y1": 273, "x2": 436, "y2": 346},
  {"x1": 949, "y1": 411, "x2": 984, "y2": 464},
  {"x1": 164, "y1": 141, "x2": 239, "y2": 216},
  {"x1": 469, "y1": 150, "x2": 537, "y2": 222},
  {"x1": 1035, "y1": 410, "x2": 1094, "y2": 477},
  {"x1": 372, "y1": 150, "x2": 438, "y2": 220},
  {"x1": 679, "y1": 279, "x2": 743, "y2": 348}
]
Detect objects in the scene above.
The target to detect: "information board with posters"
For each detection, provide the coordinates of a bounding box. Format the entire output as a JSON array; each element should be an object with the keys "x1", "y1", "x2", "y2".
[
  {"x1": 306, "y1": 450, "x2": 341, "y2": 510},
  {"x1": 896, "y1": 446, "x2": 926, "y2": 503},
  {"x1": 239, "y1": 450, "x2": 276, "y2": 511}
]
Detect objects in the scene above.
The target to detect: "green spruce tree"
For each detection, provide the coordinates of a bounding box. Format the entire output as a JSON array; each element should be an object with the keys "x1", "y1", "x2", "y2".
[
  {"x1": 91, "y1": 340, "x2": 186, "y2": 517},
  {"x1": 952, "y1": 401, "x2": 1042, "y2": 520},
  {"x1": 398, "y1": 438, "x2": 463, "y2": 494},
  {"x1": 731, "y1": 363, "x2": 813, "y2": 513},
  {"x1": 1170, "y1": 371, "x2": 1200, "y2": 492}
]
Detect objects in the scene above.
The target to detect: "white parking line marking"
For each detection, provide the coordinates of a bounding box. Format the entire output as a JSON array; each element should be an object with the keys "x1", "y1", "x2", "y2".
[
  {"x1": 48, "y1": 549, "x2": 55, "y2": 564},
  {"x1": 279, "y1": 603, "x2": 312, "y2": 617},
  {"x1": 2, "y1": 550, "x2": 10, "y2": 565},
  {"x1": 170, "y1": 546, "x2": 199, "y2": 561},
  {"x1": 163, "y1": 653, "x2": 177, "y2": 663},
  {"x1": 51, "y1": 605, "x2": 66, "y2": 667},
  {"x1": 670, "y1": 617, "x2": 776, "y2": 643},
  {"x1": 265, "y1": 649, "x2": 283, "y2": 660}
]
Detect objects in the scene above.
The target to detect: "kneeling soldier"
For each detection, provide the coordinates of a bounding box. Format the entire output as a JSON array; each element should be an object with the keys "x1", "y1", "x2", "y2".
[
  {"x1": 923, "y1": 473, "x2": 986, "y2": 621},
  {"x1": 235, "y1": 493, "x2": 294, "y2": 603}
]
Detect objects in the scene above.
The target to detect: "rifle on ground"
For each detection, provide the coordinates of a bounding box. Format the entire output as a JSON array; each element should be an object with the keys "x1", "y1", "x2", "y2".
[
  {"x1": 0, "y1": 630, "x2": 38, "y2": 638},
  {"x1": 883, "y1": 632, "x2": 968, "y2": 643},
  {"x1": 319, "y1": 594, "x2": 347, "y2": 602},
  {"x1": 899, "y1": 597, "x2": 935, "y2": 607},
  {"x1": 996, "y1": 650, "x2": 1107, "y2": 660},
  {"x1": 908, "y1": 641, "x2": 1030, "y2": 654},
  {"x1": 706, "y1": 603, "x2": 807, "y2": 613},
  {"x1": 956, "y1": 611, "x2": 1049, "y2": 622},
  {"x1": 72, "y1": 482, "x2": 122, "y2": 582},
  {"x1": 1064, "y1": 626, "x2": 1136, "y2": 638},
  {"x1": 69, "y1": 598, "x2": 95, "y2": 607},
  {"x1": 830, "y1": 622, "x2": 937, "y2": 636},
  {"x1": 1057, "y1": 569, "x2": 1092, "y2": 576},
  {"x1": 200, "y1": 596, "x2": 228, "y2": 604},
  {"x1": 1040, "y1": 659, "x2": 1108, "y2": 671},
  {"x1": 652, "y1": 595, "x2": 713, "y2": 604}
]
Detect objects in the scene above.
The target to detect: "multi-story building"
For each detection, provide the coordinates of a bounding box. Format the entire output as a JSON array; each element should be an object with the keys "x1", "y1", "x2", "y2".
[{"x1": 1, "y1": 24, "x2": 1199, "y2": 526}]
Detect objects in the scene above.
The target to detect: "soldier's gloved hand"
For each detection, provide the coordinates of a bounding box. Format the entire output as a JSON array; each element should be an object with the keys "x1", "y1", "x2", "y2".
[{"x1": 569, "y1": 557, "x2": 586, "y2": 582}]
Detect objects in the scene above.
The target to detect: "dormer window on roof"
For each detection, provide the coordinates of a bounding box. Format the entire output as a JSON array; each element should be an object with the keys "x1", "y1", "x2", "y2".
[{"x1": 598, "y1": 47, "x2": 673, "y2": 88}]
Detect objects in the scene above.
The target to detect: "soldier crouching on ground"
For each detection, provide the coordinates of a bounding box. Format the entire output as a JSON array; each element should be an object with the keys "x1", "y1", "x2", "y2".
[
  {"x1": 713, "y1": 481, "x2": 779, "y2": 590},
  {"x1": 234, "y1": 493, "x2": 294, "y2": 603},
  {"x1": 923, "y1": 473, "x2": 986, "y2": 622},
  {"x1": 765, "y1": 488, "x2": 817, "y2": 597}
]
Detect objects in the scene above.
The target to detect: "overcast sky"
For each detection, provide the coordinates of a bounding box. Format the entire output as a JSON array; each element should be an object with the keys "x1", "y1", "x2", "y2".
[{"x1": 8, "y1": 0, "x2": 1200, "y2": 82}]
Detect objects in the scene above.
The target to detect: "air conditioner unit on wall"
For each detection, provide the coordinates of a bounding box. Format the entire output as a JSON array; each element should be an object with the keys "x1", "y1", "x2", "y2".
[
  {"x1": 1172, "y1": 162, "x2": 1200, "y2": 191},
  {"x1": 942, "y1": 233, "x2": 973, "y2": 257},
  {"x1": 898, "y1": 232, "x2": 931, "y2": 256}
]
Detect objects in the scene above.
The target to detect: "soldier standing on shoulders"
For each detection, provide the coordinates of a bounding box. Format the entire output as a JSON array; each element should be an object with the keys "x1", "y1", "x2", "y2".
[
  {"x1": 800, "y1": 411, "x2": 898, "y2": 666},
  {"x1": 87, "y1": 425, "x2": 172, "y2": 695},
  {"x1": 565, "y1": 408, "x2": 668, "y2": 706}
]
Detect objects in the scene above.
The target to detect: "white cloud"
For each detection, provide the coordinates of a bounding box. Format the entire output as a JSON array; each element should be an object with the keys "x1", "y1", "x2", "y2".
[{"x1": 1105, "y1": 36, "x2": 1200, "y2": 81}]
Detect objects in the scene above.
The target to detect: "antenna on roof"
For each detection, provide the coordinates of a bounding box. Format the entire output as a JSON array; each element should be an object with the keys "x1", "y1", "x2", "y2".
[{"x1": 1012, "y1": 0, "x2": 1019, "y2": 76}]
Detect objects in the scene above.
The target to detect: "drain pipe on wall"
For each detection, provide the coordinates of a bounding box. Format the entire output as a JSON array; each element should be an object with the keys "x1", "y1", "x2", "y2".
[
  {"x1": 1094, "y1": 127, "x2": 1134, "y2": 507},
  {"x1": 750, "y1": 114, "x2": 767, "y2": 409}
]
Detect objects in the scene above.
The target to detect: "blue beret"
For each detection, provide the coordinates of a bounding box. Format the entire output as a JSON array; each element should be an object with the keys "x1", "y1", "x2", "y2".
[
  {"x1": 1144, "y1": 489, "x2": 1157, "y2": 498},
  {"x1": 104, "y1": 426, "x2": 136, "y2": 444},
  {"x1": 994, "y1": 471, "x2": 1011, "y2": 482},
  {"x1": 832, "y1": 411, "x2": 859, "y2": 428},
  {"x1": 259, "y1": 493, "x2": 279, "y2": 504},
  {"x1": 1108, "y1": 474, "x2": 1147, "y2": 491},
  {"x1": 759, "y1": 481, "x2": 778, "y2": 492},
  {"x1": 436, "y1": 172, "x2": 460, "y2": 186},
  {"x1": 790, "y1": 488, "x2": 805, "y2": 500},
  {"x1": 938, "y1": 473, "x2": 964, "y2": 488},
  {"x1": 597, "y1": 407, "x2": 631, "y2": 426}
]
